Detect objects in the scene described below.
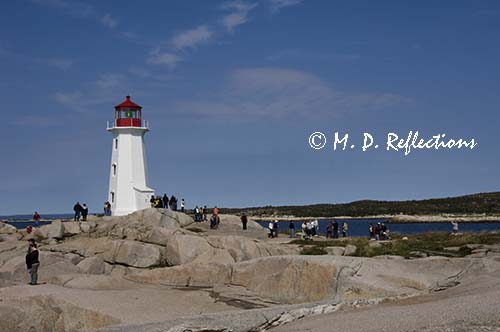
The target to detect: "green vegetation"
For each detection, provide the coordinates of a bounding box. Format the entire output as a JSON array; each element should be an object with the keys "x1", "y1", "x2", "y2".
[
  {"x1": 220, "y1": 192, "x2": 500, "y2": 217},
  {"x1": 292, "y1": 232, "x2": 500, "y2": 258}
]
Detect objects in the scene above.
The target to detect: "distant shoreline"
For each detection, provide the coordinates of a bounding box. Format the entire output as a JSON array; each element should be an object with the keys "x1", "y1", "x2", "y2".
[{"x1": 253, "y1": 214, "x2": 500, "y2": 223}]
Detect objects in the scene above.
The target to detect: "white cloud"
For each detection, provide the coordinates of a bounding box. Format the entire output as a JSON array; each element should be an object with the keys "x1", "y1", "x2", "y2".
[
  {"x1": 269, "y1": 0, "x2": 303, "y2": 13},
  {"x1": 54, "y1": 90, "x2": 83, "y2": 107},
  {"x1": 220, "y1": 1, "x2": 258, "y2": 32},
  {"x1": 46, "y1": 58, "x2": 74, "y2": 70},
  {"x1": 128, "y1": 67, "x2": 151, "y2": 78},
  {"x1": 101, "y1": 14, "x2": 118, "y2": 29},
  {"x1": 147, "y1": 49, "x2": 182, "y2": 69},
  {"x1": 172, "y1": 67, "x2": 410, "y2": 120},
  {"x1": 96, "y1": 74, "x2": 123, "y2": 89},
  {"x1": 171, "y1": 25, "x2": 213, "y2": 50}
]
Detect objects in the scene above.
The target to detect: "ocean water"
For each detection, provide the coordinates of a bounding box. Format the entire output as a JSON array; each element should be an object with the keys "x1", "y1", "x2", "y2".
[
  {"x1": 257, "y1": 219, "x2": 500, "y2": 237},
  {"x1": 3, "y1": 214, "x2": 500, "y2": 235}
]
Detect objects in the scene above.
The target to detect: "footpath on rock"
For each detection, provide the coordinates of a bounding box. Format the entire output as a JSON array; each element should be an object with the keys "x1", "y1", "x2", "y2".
[{"x1": 1, "y1": 209, "x2": 500, "y2": 332}]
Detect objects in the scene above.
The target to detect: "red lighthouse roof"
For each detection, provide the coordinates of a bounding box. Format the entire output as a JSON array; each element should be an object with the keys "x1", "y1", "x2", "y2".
[{"x1": 115, "y1": 95, "x2": 142, "y2": 109}]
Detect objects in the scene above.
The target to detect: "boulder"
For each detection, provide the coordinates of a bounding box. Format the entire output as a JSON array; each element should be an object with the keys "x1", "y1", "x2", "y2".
[
  {"x1": 324, "y1": 247, "x2": 345, "y2": 256},
  {"x1": 127, "y1": 263, "x2": 232, "y2": 288},
  {"x1": 231, "y1": 256, "x2": 338, "y2": 303},
  {"x1": 343, "y1": 244, "x2": 357, "y2": 256},
  {"x1": 43, "y1": 238, "x2": 163, "y2": 268},
  {"x1": 47, "y1": 220, "x2": 65, "y2": 240},
  {"x1": 114, "y1": 241, "x2": 162, "y2": 268},
  {"x1": 62, "y1": 222, "x2": 81, "y2": 237},
  {"x1": 0, "y1": 296, "x2": 119, "y2": 332},
  {"x1": 164, "y1": 233, "x2": 212, "y2": 266},
  {"x1": 0, "y1": 251, "x2": 80, "y2": 283},
  {"x1": 77, "y1": 256, "x2": 106, "y2": 274},
  {"x1": 0, "y1": 222, "x2": 17, "y2": 235},
  {"x1": 79, "y1": 221, "x2": 97, "y2": 233},
  {"x1": 32, "y1": 226, "x2": 49, "y2": 241}
]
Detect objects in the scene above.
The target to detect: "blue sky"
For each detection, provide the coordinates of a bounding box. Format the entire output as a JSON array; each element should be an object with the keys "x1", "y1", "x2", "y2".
[{"x1": 0, "y1": 0, "x2": 499, "y2": 214}]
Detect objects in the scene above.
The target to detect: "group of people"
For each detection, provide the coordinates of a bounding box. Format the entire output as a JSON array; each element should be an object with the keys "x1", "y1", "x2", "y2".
[
  {"x1": 369, "y1": 222, "x2": 390, "y2": 240},
  {"x1": 151, "y1": 194, "x2": 184, "y2": 212},
  {"x1": 73, "y1": 202, "x2": 89, "y2": 221},
  {"x1": 326, "y1": 220, "x2": 349, "y2": 238},
  {"x1": 194, "y1": 205, "x2": 208, "y2": 222},
  {"x1": 268, "y1": 220, "x2": 279, "y2": 238},
  {"x1": 301, "y1": 220, "x2": 319, "y2": 240}
]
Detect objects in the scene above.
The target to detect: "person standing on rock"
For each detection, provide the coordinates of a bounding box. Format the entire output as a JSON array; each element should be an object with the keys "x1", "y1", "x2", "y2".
[
  {"x1": 73, "y1": 202, "x2": 83, "y2": 221},
  {"x1": 326, "y1": 222, "x2": 333, "y2": 238},
  {"x1": 241, "y1": 214, "x2": 248, "y2": 230},
  {"x1": 180, "y1": 199, "x2": 185, "y2": 212},
  {"x1": 25, "y1": 239, "x2": 40, "y2": 285},
  {"x1": 342, "y1": 222, "x2": 348, "y2": 237},
  {"x1": 203, "y1": 205, "x2": 208, "y2": 221},
  {"x1": 333, "y1": 220, "x2": 339, "y2": 238},
  {"x1": 451, "y1": 221, "x2": 459, "y2": 234},
  {"x1": 213, "y1": 206, "x2": 219, "y2": 216},
  {"x1": 33, "y1": 212, "x2": 41, "y2": 227},
  {"x1": 81, "y1": 203, "x2": 88, "y2": 221},
  {"x1": 163, "y1": 194, "x2": 169, "y2": 210},
  {"x1": 289, "y1": 220, "x2": 295, "y2": 238}
]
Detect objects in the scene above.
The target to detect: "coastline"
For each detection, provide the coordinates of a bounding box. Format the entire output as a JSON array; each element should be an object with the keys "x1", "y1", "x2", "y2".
[{"x1": 253, "y1": 214, "x2": 500, "y2": 223}]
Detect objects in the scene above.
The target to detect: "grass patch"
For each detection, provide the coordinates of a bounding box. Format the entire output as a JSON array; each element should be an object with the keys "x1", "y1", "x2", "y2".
[
  {"x1": 300, "y1": 246, "x2": 328, "y2": 255},
  {"x1": 292, "y1": 232, "x2": 500, "y2": 258}
]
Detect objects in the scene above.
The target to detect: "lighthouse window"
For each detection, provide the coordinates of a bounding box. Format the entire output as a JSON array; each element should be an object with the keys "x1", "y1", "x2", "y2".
[
  {"x1": 110, "y1": 192, "x2": 115, "y2": 203},
  {"x1": 114, "y1": 139, "x2": 118, "y2": 150},
  {"x1": 112, "y1": 164, "x2": 117, "y2": 176}
]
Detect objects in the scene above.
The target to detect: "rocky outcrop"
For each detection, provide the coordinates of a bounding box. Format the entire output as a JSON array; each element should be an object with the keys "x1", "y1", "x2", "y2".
[
  {"x1": 0, "y1": 295, "x2": 119, "y2": 332},
  {"x1": 43, "y1": 238, "x2": 163, "y2": 268},
  {"x1": 77, "y1": 256, "x2": 106, "y2": 274},
  {"x1": 0, "y1": 222, "x2": 17, "y2": 235},
  {"x1": 127, "y1": 255, "x2": 488, "y2": 305}
]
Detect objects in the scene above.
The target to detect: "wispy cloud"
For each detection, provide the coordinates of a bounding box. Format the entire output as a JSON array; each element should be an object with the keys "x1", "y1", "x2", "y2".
[
  {"x1": 147, "y1": 49, "x2": 182, "y2": 69},
  {"x1": 45, "y1": 58, "x2": 74, "y2": 70},
  {"x1": 54, "y1": 90, "x2": 83, "y2": 108},
  {"x1": 101, "y1": 13, "x2": 118, "y2": 29},
  {"x1": 95, "y1": 73, "x2": 123, "y2": 89},
  {"x1": 32, "y1": 0, "x2": 118, "y2": 30},
  {"x1": 171, "y1": 25, "x2": 213, "y2": 50},
  {"x1": 267, "y1": 49, "x2": 360, "y2": 62},
  {"x1": 268, "y1": 0, "x2": 304, "y2": 13},
  {"x1": 220, "y1": 1, "x2": 259, "y2": 32},
  {"x1": 172, "y1": 67, "x2": 410, "y2": 120}
]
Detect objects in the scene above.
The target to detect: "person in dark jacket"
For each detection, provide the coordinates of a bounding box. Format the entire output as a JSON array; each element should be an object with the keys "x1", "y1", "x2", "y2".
[
  {"x1": 73, "y1": 202, "x2": 83, "y2": 221},
  {"x1": 163, "y1": 194, "x2": 169, "y2": 210},
  {"x1": 289, "y1": 220, "x2": 296, "y2": 238},
  {"x1": 25, "y1": 239, "x2": 40, "y2": 285},
  {"x1": 241, "y1": 214, "x2": 248, "y2": 230}
]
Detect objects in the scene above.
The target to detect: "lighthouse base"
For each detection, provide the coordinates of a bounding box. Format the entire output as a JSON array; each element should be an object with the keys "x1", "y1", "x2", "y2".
[{"x1": 112, "y1": 186, "x2": 154, "y2": 216}]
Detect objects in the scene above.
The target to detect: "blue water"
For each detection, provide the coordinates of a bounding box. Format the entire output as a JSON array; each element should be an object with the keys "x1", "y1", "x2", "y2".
[
  {"x1": 0, "y1": 214, "x2": 73, "y2": 229},
  {"x1": 257, "y1": 219, "x2": 500, "y2": 237}
]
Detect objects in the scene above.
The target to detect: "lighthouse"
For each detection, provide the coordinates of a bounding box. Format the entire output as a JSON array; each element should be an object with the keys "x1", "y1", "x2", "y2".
[{"x1": 107, "y1": 96, "x2": 155, "y2": 216}]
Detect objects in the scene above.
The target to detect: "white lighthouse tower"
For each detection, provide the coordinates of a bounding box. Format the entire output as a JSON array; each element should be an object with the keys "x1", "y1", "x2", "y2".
[{"x1": 107, "y1": 96, "x2": 154, "y2": 216}]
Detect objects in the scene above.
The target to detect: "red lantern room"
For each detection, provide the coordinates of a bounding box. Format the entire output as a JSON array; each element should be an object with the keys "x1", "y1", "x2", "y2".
[{"x1": 114, "y1": 95, "x2": 142, "y2": 127}]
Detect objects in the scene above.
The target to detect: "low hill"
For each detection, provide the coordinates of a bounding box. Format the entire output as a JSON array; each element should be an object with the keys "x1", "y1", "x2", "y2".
[{"x1": 220, "y1": 192, "x2": 500, "y2": 217}]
